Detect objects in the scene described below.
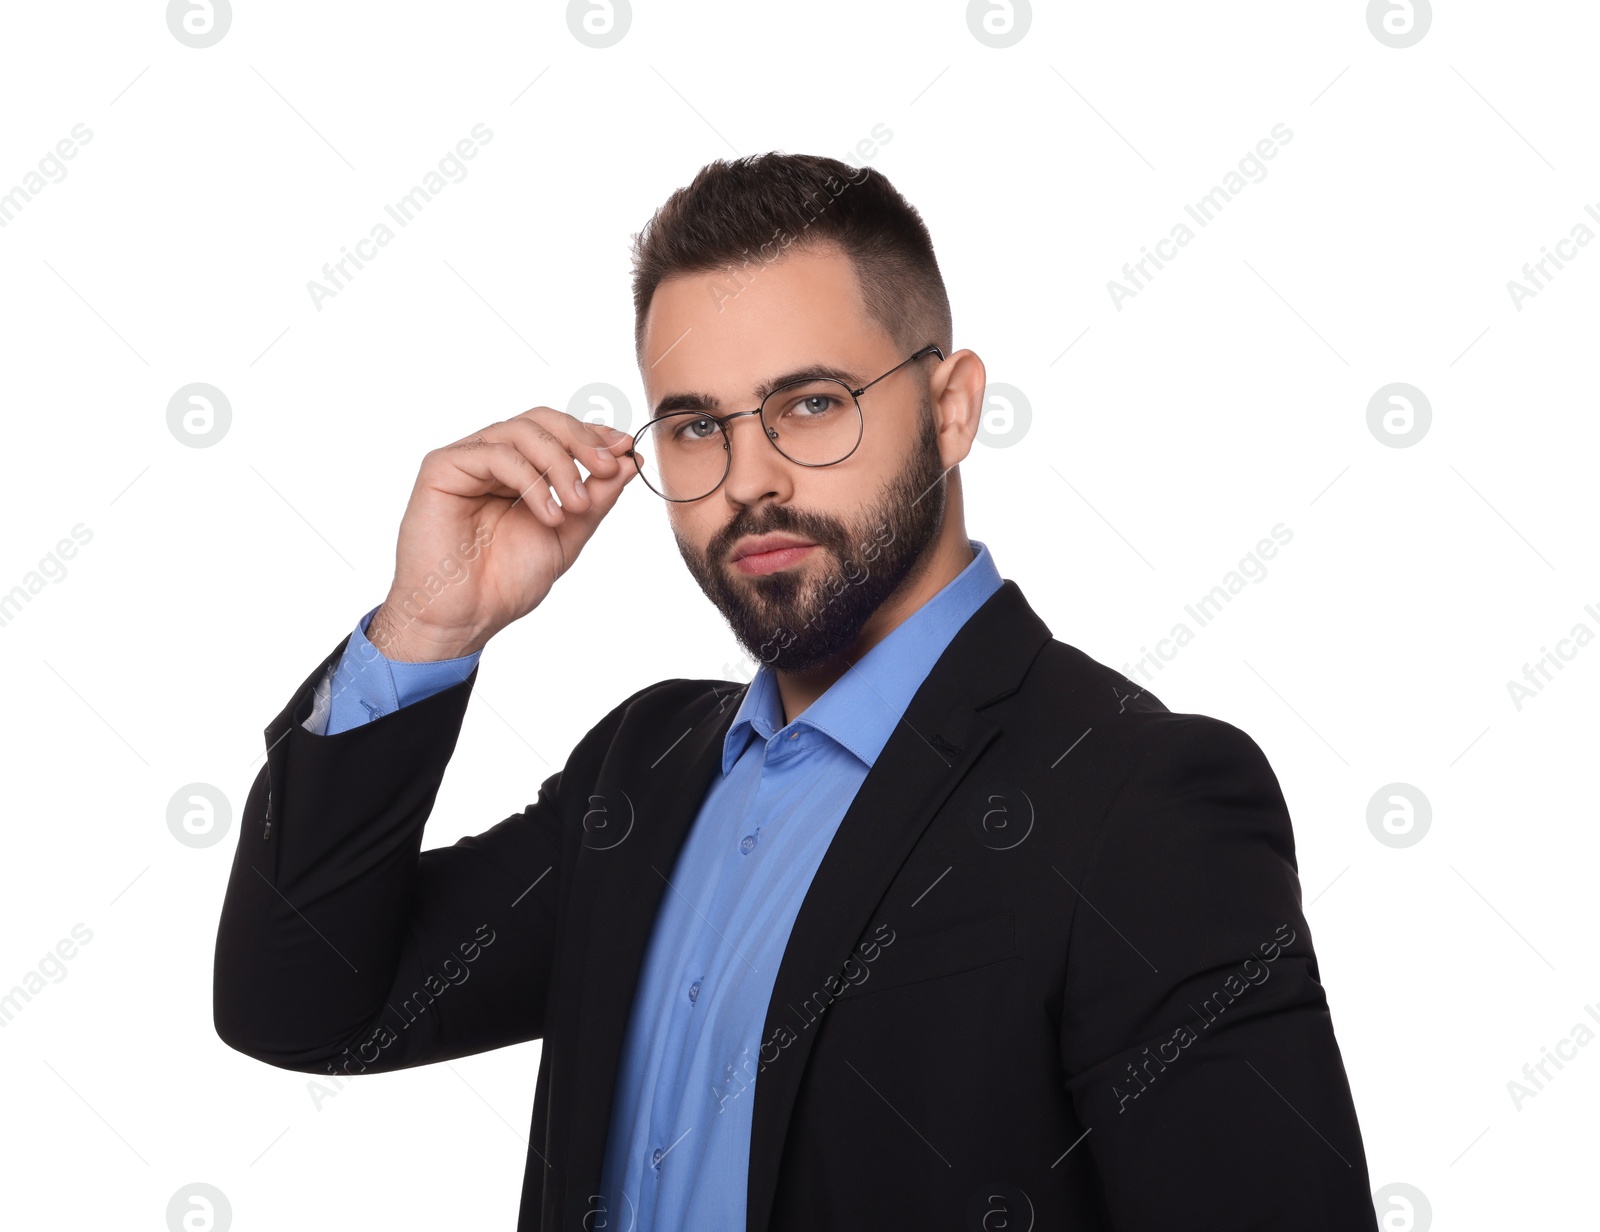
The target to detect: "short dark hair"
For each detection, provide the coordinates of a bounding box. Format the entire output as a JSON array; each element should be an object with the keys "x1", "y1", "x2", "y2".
[{"x1": 629, "y1": 152, "x2": 952, "y2": 367}]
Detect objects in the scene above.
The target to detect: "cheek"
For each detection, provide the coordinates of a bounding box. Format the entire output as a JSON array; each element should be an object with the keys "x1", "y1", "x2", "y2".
[
  {"x1": 824, "y1": 439, "x2": 897, "y2": 505},
  {"x1": 858, "y1": 409, "x2": 920, "y2": 469},
  {"x1": 671, "y1": 502, "x2": 726, "y2": 550},
  {"x1": 810, "y1": 472, "x2": 866, "y2": 517}
]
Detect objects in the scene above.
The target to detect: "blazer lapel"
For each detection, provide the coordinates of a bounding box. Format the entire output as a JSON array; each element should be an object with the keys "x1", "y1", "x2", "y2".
[
  {"x1": 744, "y1": 579, "x2": 1053, "y2": 1232},
  {"x1": 558, "y1": 681, "x2": 745, "y2": 1217}
]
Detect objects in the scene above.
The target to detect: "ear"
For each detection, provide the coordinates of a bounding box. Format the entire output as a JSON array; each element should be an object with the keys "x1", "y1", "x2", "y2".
[{"x1": 928, "y1": 348, "x2": 986, "y2": 469}]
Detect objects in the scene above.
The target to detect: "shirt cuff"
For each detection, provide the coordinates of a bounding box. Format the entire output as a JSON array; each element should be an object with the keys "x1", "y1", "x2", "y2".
[{"x1": 321, "y1": 605, "x2": 483, "y2": 735}]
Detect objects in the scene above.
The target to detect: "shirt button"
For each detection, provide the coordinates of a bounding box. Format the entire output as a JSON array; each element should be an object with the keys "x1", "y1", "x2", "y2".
[
  {"x1": 739, "y1": 834, "x2": 757, "y2": 854},
  {"x1": 688, "y1": 980, "x2": 701, "y2": 1003},
  {"x1": 651, "y1": 1147, "x2": 664, "y2": 1167},
  {"x1": 788, "y1": 730, "x2": 798, "y2": 739}
]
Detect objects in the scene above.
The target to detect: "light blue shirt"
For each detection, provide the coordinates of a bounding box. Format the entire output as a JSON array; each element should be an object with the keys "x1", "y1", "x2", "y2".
[
  {"x1": 312, "y1": 605, "x2": 482, "y2": 736},
  {"x1": 311, "y1": 540, "x2": 1003, "y2": 1230}
]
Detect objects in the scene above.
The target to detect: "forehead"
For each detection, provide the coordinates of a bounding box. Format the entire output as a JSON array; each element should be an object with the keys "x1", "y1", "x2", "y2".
[{"x1": 639, "y1": 243, "x2": 888, "y2": 405}]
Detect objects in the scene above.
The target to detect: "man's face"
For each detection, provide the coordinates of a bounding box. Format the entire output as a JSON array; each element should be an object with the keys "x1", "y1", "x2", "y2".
[{"x1": 638, "y1": 243, "x2": 949, "y2": 673}]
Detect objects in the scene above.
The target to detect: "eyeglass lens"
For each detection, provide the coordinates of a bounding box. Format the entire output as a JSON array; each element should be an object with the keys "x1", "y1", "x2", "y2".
[{"x1": 630, "y1": 378, "x2": 862, "y2": 501}]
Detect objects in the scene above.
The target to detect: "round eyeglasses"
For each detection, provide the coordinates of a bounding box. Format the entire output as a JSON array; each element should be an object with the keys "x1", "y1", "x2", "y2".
[{"x1": 625, "y1": 345, "x2": 944, "y2": 502}]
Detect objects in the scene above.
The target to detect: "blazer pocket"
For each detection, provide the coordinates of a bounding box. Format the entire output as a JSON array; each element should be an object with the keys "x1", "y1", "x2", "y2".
[{"x1": 836, "y1": 911, "x2": 1017, "y2": 1000}]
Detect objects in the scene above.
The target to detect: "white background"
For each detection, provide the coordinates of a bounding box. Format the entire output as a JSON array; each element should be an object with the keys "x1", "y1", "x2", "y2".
[{"x1": 0, "y1": 1, "x2": 1594, "y2": 1228}]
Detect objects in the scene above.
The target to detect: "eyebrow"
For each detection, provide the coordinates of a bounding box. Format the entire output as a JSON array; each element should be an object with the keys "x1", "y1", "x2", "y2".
[{"x1": 652, "y1": 362, "x2": 866, "y2": 418}]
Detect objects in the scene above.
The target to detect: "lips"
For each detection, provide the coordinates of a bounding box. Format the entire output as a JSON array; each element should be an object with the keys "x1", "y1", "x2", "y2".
[
  {"x1": 730, "y1": 533, "x2": 816, "y2": 564},
  {"x1": 729, "y1": 534, "x2": 819, "y2": 577}
]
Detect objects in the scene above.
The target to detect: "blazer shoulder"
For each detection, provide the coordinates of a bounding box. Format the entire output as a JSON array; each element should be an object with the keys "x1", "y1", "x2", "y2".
[
  {"x1": 1019, "y1": 642, "x2": 1297, "y2": 894},
  {"x1": 579, "y1": 675, "x2": 746, "y2": 749},
  {"x1": 1021, "y1": 636, "x2": 1277, "y2": 782},
  {"x1": 606, "y1": 675, "x2": 746, "y2": 724}
]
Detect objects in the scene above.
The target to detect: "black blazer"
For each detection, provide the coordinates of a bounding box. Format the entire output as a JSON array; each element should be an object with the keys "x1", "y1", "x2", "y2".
[{"x1": 214, "y1": 579, "x2": 1378, "y2": 1231}]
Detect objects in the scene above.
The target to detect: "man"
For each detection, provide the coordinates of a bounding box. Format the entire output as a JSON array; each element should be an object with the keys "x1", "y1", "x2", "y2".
[{"x1": 214, "y1": 153, "x2": 1378, "y2": 1230}]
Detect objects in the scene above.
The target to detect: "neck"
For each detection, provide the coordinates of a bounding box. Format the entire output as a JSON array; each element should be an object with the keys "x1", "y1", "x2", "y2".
[{"x1": 772, "y1": 513, "x2": 975, "y2": 726}]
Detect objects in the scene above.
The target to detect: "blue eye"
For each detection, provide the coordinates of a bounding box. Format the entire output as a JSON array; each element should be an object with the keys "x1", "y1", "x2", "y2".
[
  {"x1": 767, "y1": 381, "x2": 850, "y2": 423},
  {"x1": 671, "y1": 416, "x2": 718, "y2": 442}
]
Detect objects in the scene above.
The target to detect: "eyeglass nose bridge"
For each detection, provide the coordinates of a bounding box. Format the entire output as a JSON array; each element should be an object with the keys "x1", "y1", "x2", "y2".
[
  {"x1": 709, "y1": 403, "x2": 792, "y2": 496},
  {"x1": 720, "y1": 404, "x2": 777, "y2": 438},
  {"x1": 635, "y1": 400, "x2": 785, "y2": 457},
  {"x1": 621, "y1": 402, "x2": 786, "y2": 502}
]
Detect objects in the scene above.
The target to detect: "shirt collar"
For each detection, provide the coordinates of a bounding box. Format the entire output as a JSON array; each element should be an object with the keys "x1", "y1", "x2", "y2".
[{"x1": 721, "y1": 538, "x2": 1003, "y2": 774}]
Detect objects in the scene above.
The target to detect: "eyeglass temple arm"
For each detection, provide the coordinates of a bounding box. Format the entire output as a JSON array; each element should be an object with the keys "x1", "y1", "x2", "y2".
[{"x1": 850, "y1": 344, "x2": 946, "y2": 397}]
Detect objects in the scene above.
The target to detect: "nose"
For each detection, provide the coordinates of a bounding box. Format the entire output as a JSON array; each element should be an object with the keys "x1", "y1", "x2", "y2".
[{"x1": 719, "y1": 408, "x2": 791, "y2": 506}]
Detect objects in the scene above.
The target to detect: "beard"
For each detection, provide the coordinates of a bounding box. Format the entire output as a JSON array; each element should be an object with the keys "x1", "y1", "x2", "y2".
[{"x1": 673, "y1": 401, "x2": 948, "y2": 674}]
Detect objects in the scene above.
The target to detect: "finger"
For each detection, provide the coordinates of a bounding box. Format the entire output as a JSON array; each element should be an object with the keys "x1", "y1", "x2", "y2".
[
  {"x1": 572, "y1": 419, "x2": 632, "y2": 465},
  {"x1": 489, "y1": 417, "x2": 593, "y2": 515},
  {"x1": 580, "y1": 439, "x2": 641, "y2": 494},
  {"x1": 509, "y1": 408, "x2": 629, "y2": 481},
  {"x1": 554, "y1": 421, "x2": 637, "y2": 490},
  {"x1": 432, "y1": 440, "x2": 567, "y2": 526}
]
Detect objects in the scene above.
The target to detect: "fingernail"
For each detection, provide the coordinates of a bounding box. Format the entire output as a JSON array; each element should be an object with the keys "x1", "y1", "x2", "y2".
[{"x1": 547, "y1": 497, "x2": 561, "y2": 516}]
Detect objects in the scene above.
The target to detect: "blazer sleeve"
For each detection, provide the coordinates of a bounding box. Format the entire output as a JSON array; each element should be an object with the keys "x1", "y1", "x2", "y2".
[
  {"x1": 1059, "y1": 713, "x2": 1377, "y2": 1231},
  {"x1": 212, "y1": 633, "x2": 654, "y2": 1077}
]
